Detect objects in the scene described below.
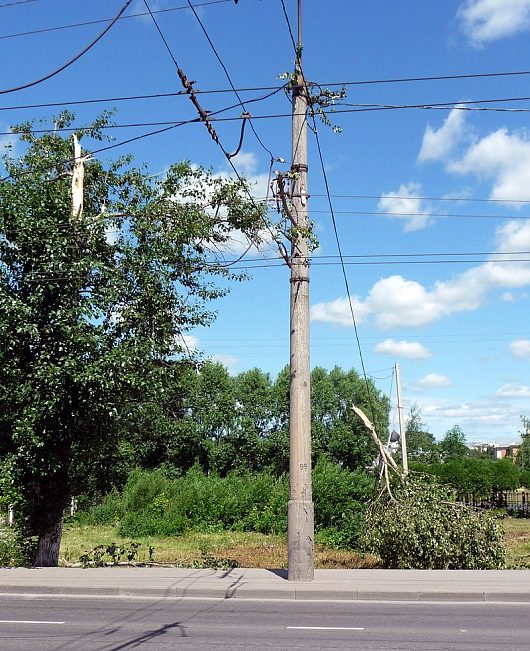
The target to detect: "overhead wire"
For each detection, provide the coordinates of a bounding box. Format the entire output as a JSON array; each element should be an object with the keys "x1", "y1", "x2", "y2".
[
  {"x1": 184, "y1": 0, "x2": 276, "y2": 160},
  {"x1": 0, "y1": 0, "x2": 232, "y2": 41},
  {"x1": 5, "y1": 92, "x2": 530, "y2": 139},
  {"x1": 0, "y1": 91, "x2": 273, "y2": 183},
  {"x1": 4, "y1": 87, "x2": 530, "y2": 113},
  {"x1": 140, "y1": 0, "x2": 283, "y2": 267},
  {"x1": 0, "y1": 0, "x2": 36, "y2": 8},
  {"x1": 0, "y1": 85, "x2": 286, "y2": 112},
  {"x1": 319, "y1": 69, "x2": 530, "y2": 87},
  {"x1": 0, "y1": 0, "x2": 134, "y2": 96},
  {"x1": 308, "y1": 193, "x2": 530, "y2": 205},
  {"x1": 308, "y1": 209, "x2": 530, "y2": 222},
  {"x1": 279, "y1": 0, "x2": 378, "y2": 423}
]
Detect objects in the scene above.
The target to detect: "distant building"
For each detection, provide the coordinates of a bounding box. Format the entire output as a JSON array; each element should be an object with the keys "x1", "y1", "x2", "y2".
[
  {"x1": 493, "y1": 443, "x2": 520, "y2": 460},
  {"x1": 467, "y1": 441, "x2": 521, "y2": 461}
]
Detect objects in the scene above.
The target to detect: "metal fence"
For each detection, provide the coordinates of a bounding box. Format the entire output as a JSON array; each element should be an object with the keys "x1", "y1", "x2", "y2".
[{"x1": 462, "y1": 491, "x2": 530, "y2": 516}]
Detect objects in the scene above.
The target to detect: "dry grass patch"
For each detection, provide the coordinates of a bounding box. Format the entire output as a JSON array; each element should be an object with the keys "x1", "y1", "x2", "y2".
[
  {"x1": 60, "y1": 524, "x2": 378, "y2": 569},
  {"x1": 503, "y1": 517, "x2": 530, "y2": 568}
]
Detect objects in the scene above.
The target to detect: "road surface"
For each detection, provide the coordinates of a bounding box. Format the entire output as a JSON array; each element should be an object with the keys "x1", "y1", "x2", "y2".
[{"x1": 1, "y1": 595, "x2": 529, "y2": 650}]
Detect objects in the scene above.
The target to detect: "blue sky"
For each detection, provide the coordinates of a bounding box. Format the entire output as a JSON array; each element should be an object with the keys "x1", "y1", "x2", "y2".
[{"x1": 2, "y1": 0, "x2": 530, "y2": 443}]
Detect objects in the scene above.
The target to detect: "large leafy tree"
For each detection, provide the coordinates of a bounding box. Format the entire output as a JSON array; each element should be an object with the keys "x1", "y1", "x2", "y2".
[
  {"x1": 440, "y1": 425, "x2": 468, "y2": 461},
  {"x1": 0, "y1": 114, "x2": 265, "y2": 565},
  {"x1": 311, "y1": 366, "x2": 389, "y2": 471},
  {"x1": 404, "y1": 403, "x2": 439, "y2": 463}
]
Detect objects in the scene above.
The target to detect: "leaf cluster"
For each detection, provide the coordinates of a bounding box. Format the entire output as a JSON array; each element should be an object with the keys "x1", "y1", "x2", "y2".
[{"x1": 361, "y1": 476, "x2": 505, "y2": 569}]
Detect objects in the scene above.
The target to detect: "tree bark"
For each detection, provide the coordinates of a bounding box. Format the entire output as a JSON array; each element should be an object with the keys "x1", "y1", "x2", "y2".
[{"x1": 33, "y1": 514, "x2": 64, "y2": 567}]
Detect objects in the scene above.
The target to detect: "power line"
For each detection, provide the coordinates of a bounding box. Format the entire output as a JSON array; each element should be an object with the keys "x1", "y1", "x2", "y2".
[
  {"x1": 0, "y1": 0, "x2": 133, "y2": 96},
  {"x1": 6, "y1": 94, "x2": 530, "y2": 138},
  {"x1": 0, "y1": 0, "x2": 232, "y2": 41},
  {"x1": 310, "y1": 209, "x2": 530, "y2": 222},
  {"x1": 0, "y1": 88, "x2": 286, "y2": 184},
  {"x1": 278, "y1": 0, "x2": 378, "y2": 422},
  {"x1": 3, "y1": 93, "x2": 530, "y2": 120},
  {"x1": 185, "y1": 0, "x2": 275, "y2": 159},
  {"x1": 0, "y1": 84, "x2": 285, "y2": 113},
  {"x1": 5, "y1": 256, "x2": 530, "y2": 283},
  {"x1": 308, "y1": 193, "x2": 530, "y2": 205},
  {"x1": 319, "y1": 69, "x2": 530, "y2": 88},
  {"x1": 4, "y1": 87, "x2": 530, "y2": 114},
  {"x1": 0, "y1": 0, "x2": 36, "y2": 8},
  {"x1": 205, "y1": 256, "x2": 530, "y2": 270}
]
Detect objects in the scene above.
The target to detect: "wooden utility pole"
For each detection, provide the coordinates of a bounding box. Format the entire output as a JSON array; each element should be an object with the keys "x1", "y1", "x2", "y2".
[
  {"x1": 288, "y1": 0, "x2": 314, "y2": 582},
  {"x1": 395, "y1": 363, "x2": 408, "y2": 474}
]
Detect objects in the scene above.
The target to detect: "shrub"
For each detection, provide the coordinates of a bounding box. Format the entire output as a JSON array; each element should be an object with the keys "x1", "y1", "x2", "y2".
[
  {"x1": 118, "y1": 510, "x2": 188, "y2": 538},
  {"x1": 312, "y1": 457, "x2": 373, "y2": 548},
  {"x1": 75, "y1": 462, "x2": 374, "y2": 543},
  {"x1": 361, "y1": 476, "x2": 505, "y2": 569},
  {"x1": 0, "y1": 529, "x2": 35, "y2": 567}
]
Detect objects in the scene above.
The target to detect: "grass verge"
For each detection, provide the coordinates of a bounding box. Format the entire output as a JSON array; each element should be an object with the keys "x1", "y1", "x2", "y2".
[
  {"x1": 60, "y1": 524, "x2": 379, "y2": 569},
  {"x1": 60, "y1": 517, "x2": 530, "y2": 569},
  {"x1": 503, "y1": 518, "x2": 530, "y2": 568}
]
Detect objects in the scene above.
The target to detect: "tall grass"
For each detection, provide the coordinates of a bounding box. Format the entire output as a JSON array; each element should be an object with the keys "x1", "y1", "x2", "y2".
[{"x1": 75, "y1": 458, "x2": 373, "y2": 547}]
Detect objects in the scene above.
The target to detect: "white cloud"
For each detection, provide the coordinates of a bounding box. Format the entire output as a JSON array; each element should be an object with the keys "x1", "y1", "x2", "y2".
[
  {"x1": 181, "y1": 334, "x2": 199, "y2": 351},
  {"x1": 378, "y1": 182, "x2": 432, "y2": 232},
  {"x1": 415, "y1": 374, "x2": 452, "y2": 391},
  {"x1": 311, "y1": 219, "x2": 530, "y2": 329},
  {"x1": 226, "y1": 151, "x2": 271, "y2": 200},
  {"x1": 497, "y1": 383, "x2": 530, "y2": 398},
  {"x1": 458, "y1": 0, "x2": 530, "y2": 44},
  {"x1": 310, "y1": 296, "x2": 371, "y2": 327},
  {"x1": 374, "y1": 339, "x2": 432, "y2": 359},
  {"x1": 210, "y1": 354, "x2": 239, "y2": 373},
  {"x1": 104, "y1": 225, "x2": 119, "y2": 246},
  {"x1": 510, "y1": 339, "x2": 530, "y2": 359},
  {"x1": 171, "y1": 333, "x2": 199, "y2": 356},
  {"x1": 418, "y1": 108, "x2": 466, "y2": 163},
  {"x1": 424, "y1": 400, "x2": 511, "y2": 431},
  {"x1": 448, "y1": 128, "x2": 530, "y2": 203},
  {"x1": 501, "y1": 291, "x2": 515, "y2": 302}
]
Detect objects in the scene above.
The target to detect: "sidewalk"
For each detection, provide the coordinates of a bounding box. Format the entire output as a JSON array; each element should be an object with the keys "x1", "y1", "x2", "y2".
[{"x1": 1, "y1": 567, "x2": 529, "y2": 602}]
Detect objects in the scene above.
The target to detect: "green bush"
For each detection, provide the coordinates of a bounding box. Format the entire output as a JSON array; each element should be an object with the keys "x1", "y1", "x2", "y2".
[
  {"x1": 74, "y1": 489, "x2": 124, "y2": 526},
  {"x1": 0, "y1": 529, "x2": 35, "y2": 567},
  {"x1": 361, "y1": 476, "x2": 505, "y2": 569},
  {"x1": 312, "y1": 457, "x2": 373, "y2": 548},
  {"x1": 118, "y1": 510, "x2": 188, "y2": 538},
  {"x1": 76, "y1": 462, "x2": 374, "y2": 542}
]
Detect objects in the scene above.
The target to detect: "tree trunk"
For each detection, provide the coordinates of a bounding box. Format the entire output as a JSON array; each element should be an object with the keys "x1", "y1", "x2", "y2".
[{"x1": 33, "y1": 513, "x2": 64, "y2": 567}]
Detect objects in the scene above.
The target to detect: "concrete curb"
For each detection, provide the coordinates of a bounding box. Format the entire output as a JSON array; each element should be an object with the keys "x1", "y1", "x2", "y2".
[
  {"x1": 2, "y1": 584, "x2": 530, "y2": 602},
  {"x1": 1, "y1": 567, "x2": 530, "y2": 602}
]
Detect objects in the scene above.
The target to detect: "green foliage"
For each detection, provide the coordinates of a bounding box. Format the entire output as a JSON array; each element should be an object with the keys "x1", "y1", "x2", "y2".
[
  {"x1": 78, "y1": 541, "x2": 142, "y2": 567},
  {"x1": 410, "y1": 457, "x2": 523, "y2": 502},
  {"x1": 361, "y1": 477, "x2": 505, "y2": 569},
  {"x1": 0, "y1": 113, "x2": 266, "y2": 564},
  {"x1": 0, "y1": 528, "x2": 36, "y2": 567},
  {"x1": 440, "y1": 425, "x2": 468, "y2": 460},
  {"x1": 404, "y1": 403, "x2": 439, "y2": 463},
  {"x1": 310, "y1": 366, "x2": 388, "y2": 471},
  {"x1": 312, "y1": 457, "x2": 373, "y2": 548},
  {"x1": 78, "y1": 461, "x2": 374, "y2": 543}
]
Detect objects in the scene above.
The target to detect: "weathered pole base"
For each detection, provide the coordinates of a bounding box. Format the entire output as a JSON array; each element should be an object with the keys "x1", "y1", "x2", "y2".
[{"x1": 287, "y1": 499, "x2": 314, "y2": 582}]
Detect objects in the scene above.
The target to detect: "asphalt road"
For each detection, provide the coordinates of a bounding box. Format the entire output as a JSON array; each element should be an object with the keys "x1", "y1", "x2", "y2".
[{"x1": 1, "y1": 595, "x2": 530, "y2": 650}]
